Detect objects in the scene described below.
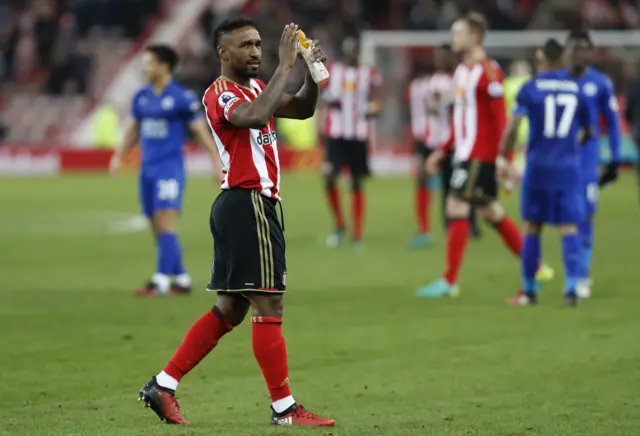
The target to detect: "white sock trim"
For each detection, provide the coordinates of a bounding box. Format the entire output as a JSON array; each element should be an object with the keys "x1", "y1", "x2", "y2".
[
  {"x1": 156, "y1": 371, "x2": 179, "y2": 391},
  {"x1": 272, "y1": 395, "x2": 296, "y2": 414}
]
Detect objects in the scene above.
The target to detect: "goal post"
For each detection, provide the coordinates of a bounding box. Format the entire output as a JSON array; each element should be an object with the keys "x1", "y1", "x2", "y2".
[{"x1": 359, "y1": 30, "x2": 640, "y2": 164}]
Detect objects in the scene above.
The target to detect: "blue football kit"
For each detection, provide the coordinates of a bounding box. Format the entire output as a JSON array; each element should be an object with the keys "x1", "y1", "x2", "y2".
[
  {"x1": 560, "y1": 66, "x2": 621, "y2": 214},
  {"x1": 514, "y1": 70, "x2": 591, "y2": 301},
  {"x1": 515, "y1": 70, "x2": 591, "y2": 225},
  {"x1": 132, "y1": 80, "x2": 203, "y2": 217},
  {"x1": 131, "y1": 79, "x2": 203, "y2": 292}
]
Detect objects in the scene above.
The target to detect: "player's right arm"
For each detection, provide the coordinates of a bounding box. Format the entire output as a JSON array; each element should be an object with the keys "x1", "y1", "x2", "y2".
[
  {"x1": 109, "y1": 115, "x2": 139, "y2": 177},
  {"x1": 227, "y1": 24, "x2": 299, "y2": 129}
]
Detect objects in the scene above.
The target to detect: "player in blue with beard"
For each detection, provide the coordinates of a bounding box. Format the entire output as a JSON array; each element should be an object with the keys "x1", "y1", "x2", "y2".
[
  {"x1": 109, "y1": 44, "x2": 221, "y2": 297},
  {"x1": 499, "y1": 38, "x2": 592, "y2": 306},
  {"x1": 562, "y1": 31, "x2": 621, "y2": 299}
]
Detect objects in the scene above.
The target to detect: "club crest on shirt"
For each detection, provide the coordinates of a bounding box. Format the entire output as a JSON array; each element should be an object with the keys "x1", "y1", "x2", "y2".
[
  {"x1": 161, "y1": 96, "x2": 174, "y2": 110},
  {"x1": 583, "y1": 82, "x2": 598, "y2": 96}
]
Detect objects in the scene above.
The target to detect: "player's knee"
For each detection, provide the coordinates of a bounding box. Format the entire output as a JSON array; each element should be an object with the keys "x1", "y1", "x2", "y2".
[
  {"x1": 153, "y1": 209, "x2": 178, "y2": 233},
  {"x1": 351, "y1": 176, "x2": 363, "y2": 192},
  {"x1": 325, "y1": 173, "x2": 338, "y2": 189},
  {"x1": 215, "y1": 294, "x2": 251, "y2": 327},
  {"x1": 523, "y1": 221, "x2": 542, "y2": 235},
  {"x1": 478, "y1": 202, "x2": 505, "y2": 224},
  {"x1": 445, "y1": 195, "x2": 469, "y2": 219},
  {"x1": 247, "y1": 293, "x2": 284, "y2": 318},
  {"x1": 416, "y1": 173, "x2": 428, "y2": 188},
  {"x1": 557, "y1": 224, "x2": 578, "y2": 236}
]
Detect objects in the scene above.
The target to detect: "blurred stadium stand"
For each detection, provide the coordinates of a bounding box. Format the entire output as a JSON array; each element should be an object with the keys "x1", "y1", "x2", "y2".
[{"x1": 1, "y1": 0, "x2": 639, "y2": 146}]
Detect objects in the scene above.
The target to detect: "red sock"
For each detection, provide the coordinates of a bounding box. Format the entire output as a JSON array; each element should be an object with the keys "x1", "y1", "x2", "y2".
[
  {"x1": 164, "y1": 307, "x2": 232, "y2": 381},
  {"x1": 352, "y1": 189, "x2": 365, "y2": 241},
  {"x1": 252, "y1": 317, "x2": 291, "y2": 402},
  {"x1": 494, "y1": 216, "x2": 523, "y2": 256},
  {"x1": 415, "y1": 186, "x2": 431, "y2": 234},
  {"x1": 326, "y1": 186, "x2": 344, "y2": 229},
  {"x1": 444, "y1": 219, "x2": 470, "y2": 285}
]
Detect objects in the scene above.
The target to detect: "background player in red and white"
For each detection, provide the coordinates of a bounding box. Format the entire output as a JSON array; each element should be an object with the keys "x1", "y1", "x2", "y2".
[
  {"x1": 138, "y1": 18, "x2": 334, "y2": 427},
  {"x1": 409, "y1": 45, "x2": 457, "y2": 249},
  {"x1": 416, "y1": 13, "x2": 550, "y2": 298},
  {"x1": 321, "y1": 36, "x2": 383, "y2": 248}
]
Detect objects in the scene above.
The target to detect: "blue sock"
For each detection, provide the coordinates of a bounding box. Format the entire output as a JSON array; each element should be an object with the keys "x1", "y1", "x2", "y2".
[
  {"x1": 157, "y1": 233, "x2": 180, "y2": 276},
  {"x1": 172, "y1": 236, "x2": 187, "y2": 276},
  {"x1": 562, "y1": 233, "x2": 581, "y2": 295},
  {"x1": 521, "y1": 234, "x2": 541, "y2": 293},
  {"x1": 578, "y1": 220, "x2": 593, "y2": 279}
]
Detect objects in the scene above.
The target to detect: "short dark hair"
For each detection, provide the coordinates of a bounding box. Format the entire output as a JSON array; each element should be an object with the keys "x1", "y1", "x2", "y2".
[
  {"x1": 463, "y1": 12, "x2": 488, "y2": 39},
  {"x1": 213, "y1": 17, "x2": 257, "y2": 50},
  {"x1": 439, "y1": 43, "x2": 452, "y2": 51},
  {"x1": 567, "y1": 29, "x2": 594, "y2": 47},
  {"x1": 542, "y1": 38, "x2": 564, "y2": 63},
  {"x1": 145, "y1": 44, "x2": 179, "y2": 71}
]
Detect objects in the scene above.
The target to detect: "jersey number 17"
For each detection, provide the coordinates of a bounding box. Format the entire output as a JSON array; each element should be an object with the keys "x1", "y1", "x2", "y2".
[{"x1": 543, "y1": 94, "x2": 578, "y2": 139}]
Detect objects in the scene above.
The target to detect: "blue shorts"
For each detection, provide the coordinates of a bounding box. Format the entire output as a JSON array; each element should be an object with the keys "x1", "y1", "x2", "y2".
[
  {"x1": 139, "y1": 168, "x2": 185, "y2": 218},
  {"x1": 520, "y1": 186, "x2": 585, "y2": 225}
]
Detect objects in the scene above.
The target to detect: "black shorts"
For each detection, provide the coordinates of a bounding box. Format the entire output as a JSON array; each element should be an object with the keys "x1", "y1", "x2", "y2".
[
  {"x1": 415, "y1": 140, "x2": 436, "y2": 162},
  {"x1": 325, "y1": 138, "x2": 370, "y2": 177},
  {"x1": 449, "y1": 160, "x2": 498, "y2": 205},
  {"x1": 207, "y1": 189, "x2": 286, "y2": 293}
]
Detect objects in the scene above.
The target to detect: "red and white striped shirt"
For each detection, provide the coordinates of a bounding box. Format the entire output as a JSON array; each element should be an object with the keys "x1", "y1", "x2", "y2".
[
  {"x1": 423, "y1": 73, "x2": 454, "y2": 149},
  {"x1": 322, "y1": 62, "x2": 382, "y2": 141},
  {"x1": 203, "y1": 77, "x2": 281, "y2": 200},
  {"x1": 409, "y1": 76, "x2": 429, "y2": 141},
  {"x1": 452, "y1": 59, "x2": 507, "y2": 162}
]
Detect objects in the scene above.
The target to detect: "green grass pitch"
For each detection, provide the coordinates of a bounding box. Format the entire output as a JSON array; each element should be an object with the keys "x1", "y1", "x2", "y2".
[{"x1": 1, "y1": 173, "x2": 639, "y2": 436}]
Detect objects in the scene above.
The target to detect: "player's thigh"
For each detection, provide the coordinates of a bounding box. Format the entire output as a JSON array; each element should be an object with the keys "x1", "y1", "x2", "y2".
[
  {"x1": 211, "y1": 189, "x2": 286, "y2": 292},
  {"x1": 345, "y1": 139, "x2": 370, "y2": 178},
  {"x1": 520, "y1": 187, "x2": 550, "y2": 224},
  {"x1": 552, "y1": 189, "x2": 586, "y2": 227},
  {"x1": 445, "y1": 194, "x2": 470, "y2": 218},
  {"x1": 207, "y1": 197, "x2": 231, "y2": 292},
  {"x1": 324, "y1": 138, "x2": 345, "y2": 176},
  {"x1": 415, "y1": 143, "x2": 430, "y2": 182}
]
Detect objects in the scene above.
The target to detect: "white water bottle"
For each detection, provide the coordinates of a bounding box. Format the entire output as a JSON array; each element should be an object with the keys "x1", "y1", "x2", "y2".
[{"x1": 297, "y1": 30, "x2": 330, "y2": 84}]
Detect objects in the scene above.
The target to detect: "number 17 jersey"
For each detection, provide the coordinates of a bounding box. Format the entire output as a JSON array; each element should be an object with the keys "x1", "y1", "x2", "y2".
[
  {"x1": 515, "y1": 70, "x2": 591, "y2": 224},
  {"x1": 515, "y1": 70, "x2": 591, "y2": 190}
]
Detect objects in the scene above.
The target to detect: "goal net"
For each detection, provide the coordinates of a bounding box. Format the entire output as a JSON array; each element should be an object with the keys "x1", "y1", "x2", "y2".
[{"x1": 360, "y1": 30, "x2": 639, "y2": 171}]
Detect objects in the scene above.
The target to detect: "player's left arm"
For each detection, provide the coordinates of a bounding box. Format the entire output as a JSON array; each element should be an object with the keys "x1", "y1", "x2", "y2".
[
  {"x1": 498, "y1": 82, "x2": 528, "y2": 181},
  {"x1": 365, "y1": 68, "x2": 384, "y2": 118},
  {"x1": 275, "y1": 41, "x2": 327, "y2": 119},
  {"x1": 486, "y1": 64, "x2": 509, "y2": 159},
  {"x1": 184, "y1": 91, "x2": 222, "y2": 178},
  {"x1": 599, "y1": 76, "x2": 622, "y2": 186}
]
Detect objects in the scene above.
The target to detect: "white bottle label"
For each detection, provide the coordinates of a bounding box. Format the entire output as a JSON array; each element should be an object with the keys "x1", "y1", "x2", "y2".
[{"x1": 298, "y1": 41, "x2": 330, "y2": 84}]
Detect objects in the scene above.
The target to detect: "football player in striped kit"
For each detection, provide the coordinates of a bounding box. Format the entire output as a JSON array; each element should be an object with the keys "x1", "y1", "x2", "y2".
[{"x1": 321, "y1": 36, "x2": 383, "y2": 248}]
